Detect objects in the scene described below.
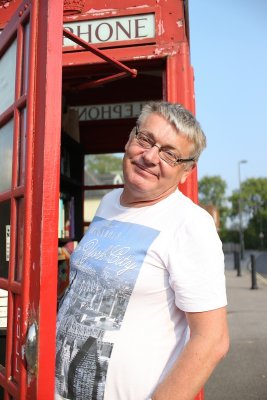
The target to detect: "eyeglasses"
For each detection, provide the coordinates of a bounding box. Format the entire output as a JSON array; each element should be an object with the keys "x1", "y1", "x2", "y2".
[{"x1": 134, "y1": 125, "x2": 196, "y2": 167}]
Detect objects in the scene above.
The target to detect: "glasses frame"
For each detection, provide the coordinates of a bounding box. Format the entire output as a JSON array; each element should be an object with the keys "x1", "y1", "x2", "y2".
[{"x1": 134, "y1": 125, "x2": 196, "y2": 167}]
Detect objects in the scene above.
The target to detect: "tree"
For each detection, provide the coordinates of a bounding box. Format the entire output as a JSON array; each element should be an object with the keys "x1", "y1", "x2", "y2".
[
  {"x1": 229, "y1": 178, "x2": 267, "y2": 219},
  {"x1": 198, "y1": 176, "x2": 227, "y2": 207},
  {"x1": 84, "y1": 154, "x2": 124, "y2": 187},
  {"x1": 85, "y1": 154, "x2": 123, "y2": 174},
  {"x1": 228, "y1": 178, "x2": 267, "y2": 249},
  {"x1": 198, "y1": 175, "x2": 229, "y2": 230}
]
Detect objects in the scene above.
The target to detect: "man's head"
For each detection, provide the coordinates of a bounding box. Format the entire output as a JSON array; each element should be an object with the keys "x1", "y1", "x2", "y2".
[
  {"x1": 137, "y1": 101, "x2": 206, "y2": 164},
  {"x1": 121, "y1": 101, "x2": 206, "y2": 207}
]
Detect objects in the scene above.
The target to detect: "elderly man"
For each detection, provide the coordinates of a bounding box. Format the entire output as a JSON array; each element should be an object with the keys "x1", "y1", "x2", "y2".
[{"x1": 55, "y1": 101, "x2": 229, "y2": 400}]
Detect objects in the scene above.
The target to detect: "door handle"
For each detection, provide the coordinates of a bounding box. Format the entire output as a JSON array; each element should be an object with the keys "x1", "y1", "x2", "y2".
[{"x1": 24, "y1": 321, "x2": 38, "y2": 375}]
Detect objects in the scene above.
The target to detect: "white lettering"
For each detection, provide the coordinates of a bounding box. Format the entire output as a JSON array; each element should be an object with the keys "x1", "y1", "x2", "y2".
[{"x1": 76, "y1": 239, "x2": 138, "y2": 274}]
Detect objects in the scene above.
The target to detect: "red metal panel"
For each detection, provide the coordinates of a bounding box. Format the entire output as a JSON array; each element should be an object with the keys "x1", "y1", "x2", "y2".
[
  {"x1": 165, "y1": 45, "x2": 204, "y2": 400},
  {"x1": 63, "y1": 27, "x2": 137, "y2": 88},
  {"x1": 27, "y1": 1, "x2": 63, "y2": 398},
  {"x1": 0, "y1": 1, "x2": 63, "y2": 398},
  {"x1": 0, "y1": 2, "x2": 31, "y2": 398},
  {"x1": 165, "y1": 46, "x2": 199, "y2": 204},
  {"x1": 62, "y1": 0, "x2": 187, "y2": 67}
]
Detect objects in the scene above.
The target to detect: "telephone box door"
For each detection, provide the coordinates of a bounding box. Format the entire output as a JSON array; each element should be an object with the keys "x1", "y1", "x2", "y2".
[{"x1": 0, "y1": 1, "x2": 63, "y2": 398}]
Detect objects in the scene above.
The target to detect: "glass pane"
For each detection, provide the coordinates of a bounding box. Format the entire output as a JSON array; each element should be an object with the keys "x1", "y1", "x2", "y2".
[
  {"x1": 0, "y1": 289, "x2": 8, "y2": 331},
  {"x1": 0, "y1": 288, "x2": 7, "y2": 374},
  {"x1": 0, "y1": 39, "x2": 17, "y2": 114},
  {"x1": 0, "y1": 200, "x2": 11, "y2": 279},
  {"x1": 84, "y1": 153, "x2": 124, "y2": 223},
  {"x1": 84, "y1": 189, "x2": 111, "y2": 223},
  {"x1": 21, "y1": 22, "x2": 30, "y2": 95},
  {"x1": 0, "y1": 119, "x2": 14, "y2": 193},
  {"x1": 15, "y1": 198, "x2": 24, "y2": 282},
  {"x1": 84, "y1": 153, "x2": 124, "y2": 186},
  {"x1": 18, "y1": 108, "x2": 27, "y2": 186}
]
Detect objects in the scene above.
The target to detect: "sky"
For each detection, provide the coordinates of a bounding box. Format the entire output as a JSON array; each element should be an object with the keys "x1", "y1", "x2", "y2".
[{"x1": 188, "y1": 0, "x2": 267, "y2": 195}]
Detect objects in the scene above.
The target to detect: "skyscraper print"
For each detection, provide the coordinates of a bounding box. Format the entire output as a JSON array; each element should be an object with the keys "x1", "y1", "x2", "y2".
[{"x1": 56, "y1": 217, "x2": 159, "y2": 399}]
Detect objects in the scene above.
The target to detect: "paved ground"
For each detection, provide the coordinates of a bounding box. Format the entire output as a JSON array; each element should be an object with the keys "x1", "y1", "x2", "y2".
[{"x1": 205, "y1": 252, "x2": 267, "y2": 400}]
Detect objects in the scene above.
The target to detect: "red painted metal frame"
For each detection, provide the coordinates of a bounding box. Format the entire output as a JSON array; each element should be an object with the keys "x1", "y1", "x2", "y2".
[
  {"x1": 165, "y1": 44, "x2": 204, "y2": 400},
  {"x1": 0, "y1": 1, "x2": 63, "y2": 399},
  {"x1": 62, "y1": 0, "x2": 187, "y2": 68},
  {"x1": 165, "y1": 43, "x2": 199, "y2": 204},
  {"x1": 0, "y1": 2, "x2": 31, "y2": 398},
  {"x1": 63, "y1": 27, "x2": 137, "y2": 88},
  {"x1": 27, "y1": 1, "x2": 63, "y2": 399},
  {"x1": 63, "y1": 6, "x2": 158, "y2": 52}
]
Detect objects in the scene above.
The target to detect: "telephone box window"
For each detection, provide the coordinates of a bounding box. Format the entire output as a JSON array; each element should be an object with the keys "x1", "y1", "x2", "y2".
[
  {"x1": 15, "y1": 198, "x2": 24, "y2": 282},
  {"x1": 21, "y1": 22, "x2": 30, "y2": 96},
  {"x1": 84, "y1": 153, "x2": 124, "y2": 223},
  {"x1": 0, "y1": 119, "x2": 14, "y2": 193},
  {"x1": 0, "y1": 39, "x2": 17, "y2": 115},
  {"x1": 18, "y1": 108, "x2": 27, "y2": 186}
]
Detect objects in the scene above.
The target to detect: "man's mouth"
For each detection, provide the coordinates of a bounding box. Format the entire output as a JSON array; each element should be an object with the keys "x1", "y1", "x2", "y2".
[{"x1": 132, "y1": 161, "x2": 159, "y2": 178}]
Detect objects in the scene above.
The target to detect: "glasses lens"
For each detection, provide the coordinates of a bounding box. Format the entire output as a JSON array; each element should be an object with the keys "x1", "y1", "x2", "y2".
[
  {"x1": 136, "y1": 132, "x2": 153, "y2": 149},
  {"x1": 159, "y1": 150, "x2": 177, "y2": 165},
  {"x1": 135, "y1": 128, "x2": 194, "y2": 166}
]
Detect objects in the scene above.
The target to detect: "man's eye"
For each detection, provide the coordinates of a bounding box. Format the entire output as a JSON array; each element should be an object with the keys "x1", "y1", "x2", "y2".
[
  {"x1": 163, "y1": 150, "x2": 177, "y2": 159},
  {"x1": 139, "y1": 134, "x2": 152, "y2": 144}
]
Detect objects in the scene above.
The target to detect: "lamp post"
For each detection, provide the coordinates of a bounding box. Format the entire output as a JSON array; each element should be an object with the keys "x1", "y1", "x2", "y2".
[{"x1": 238, "y1": 160, "x2": 247, "y2": 260}]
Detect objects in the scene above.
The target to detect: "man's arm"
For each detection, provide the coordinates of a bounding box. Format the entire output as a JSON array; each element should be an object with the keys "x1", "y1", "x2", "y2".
[{"x1": 152, "y1": 306, "x2": 229, "y2": 400}]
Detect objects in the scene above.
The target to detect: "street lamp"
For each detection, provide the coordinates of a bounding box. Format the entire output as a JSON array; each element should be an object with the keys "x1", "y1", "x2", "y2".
[{"x1": 238, "y1": 160, "x2": 247, "y2": 260}]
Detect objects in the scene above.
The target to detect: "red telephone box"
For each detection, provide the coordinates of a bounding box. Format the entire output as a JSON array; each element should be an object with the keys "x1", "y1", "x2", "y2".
[{"x1": 0, "y1": 1, "x2": 203, "y2": 399}]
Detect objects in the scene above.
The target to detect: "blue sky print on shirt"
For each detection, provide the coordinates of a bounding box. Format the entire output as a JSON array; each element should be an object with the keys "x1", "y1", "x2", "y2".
[{"x1": 55, "y1": 217, "x2": 159, "y2": 400}]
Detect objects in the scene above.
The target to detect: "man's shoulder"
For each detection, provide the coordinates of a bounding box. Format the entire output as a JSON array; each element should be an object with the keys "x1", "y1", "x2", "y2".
[
  {"x1": 173, "y1": 190, "x2": 211, "y2": 216},
  {"x1": 169, "y1": 191, "x2": 217, "y2": 231}
]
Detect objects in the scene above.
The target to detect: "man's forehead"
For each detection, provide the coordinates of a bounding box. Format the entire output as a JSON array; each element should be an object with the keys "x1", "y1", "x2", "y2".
[{"x1": 140, "y1": 113, "x2": 170, "y2": 128}]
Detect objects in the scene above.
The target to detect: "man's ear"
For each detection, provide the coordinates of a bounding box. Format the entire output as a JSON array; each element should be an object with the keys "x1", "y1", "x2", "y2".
[{"x1": 180, "y1": 163, "x2": 196, "y2": 184}]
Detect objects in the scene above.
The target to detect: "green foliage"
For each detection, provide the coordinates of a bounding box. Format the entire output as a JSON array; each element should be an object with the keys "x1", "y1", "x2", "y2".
[
  {"x1": 85, "y1": 154, "x2": 123, "y2": 174},
  {"x1": 198, "y1": 175, "x2": 229, "y2": 229},
  {"x1": 228, "y1": 178, "x2": 267, "y2": 249},
  {"x1": 198, "y1": 176, "x2": 267, "y2": 249},
  {"x1": 245, "y1": 209, "x2": 267, "y2": 249},
  {"x1": 219, "y1": 228, "x2": 239, "y2": 244},
  {"x1": 229, "y1": 178, "x2": 267, "y2": 217},
  {"x1": 198, "y1": 175, "x2": 227, "y2": 207}
]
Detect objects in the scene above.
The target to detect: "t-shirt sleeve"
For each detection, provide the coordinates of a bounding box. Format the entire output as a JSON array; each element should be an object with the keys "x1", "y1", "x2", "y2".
[{"x1": 168, "y1": 208, "x2": 227, "y2": 312}]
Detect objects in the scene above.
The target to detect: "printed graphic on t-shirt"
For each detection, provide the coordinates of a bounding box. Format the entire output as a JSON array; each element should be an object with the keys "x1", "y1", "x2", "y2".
[{"x1": 55, "y1": 217, "x2": 159, "y2": 400}]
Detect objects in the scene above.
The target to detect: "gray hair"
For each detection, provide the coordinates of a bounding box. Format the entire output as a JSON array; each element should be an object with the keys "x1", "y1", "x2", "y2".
[{"x1": 137, "y1": 101, "x2": 206, "y2": 161}]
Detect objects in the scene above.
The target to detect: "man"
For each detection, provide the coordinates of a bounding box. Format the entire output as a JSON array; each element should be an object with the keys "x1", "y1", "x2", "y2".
[{"x1": 55, "y1": 101, "x2": 229, "y2": 400}]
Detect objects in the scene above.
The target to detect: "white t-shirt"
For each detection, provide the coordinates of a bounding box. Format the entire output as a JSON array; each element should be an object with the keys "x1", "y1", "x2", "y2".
[{"x1": 55, "y1": 189, "x2": 227, "y2": 400}]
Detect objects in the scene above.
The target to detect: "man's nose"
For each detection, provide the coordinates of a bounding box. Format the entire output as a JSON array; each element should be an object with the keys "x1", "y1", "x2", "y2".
[{"x1": 142, "y1": 144, "x2": 160, "y2": 163}]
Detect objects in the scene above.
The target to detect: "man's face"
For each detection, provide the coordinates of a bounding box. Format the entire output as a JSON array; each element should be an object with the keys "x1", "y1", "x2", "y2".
[{"x1": 122, "y1": 113, "x2": 196, "y2": 206}]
